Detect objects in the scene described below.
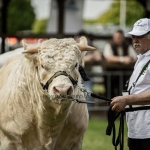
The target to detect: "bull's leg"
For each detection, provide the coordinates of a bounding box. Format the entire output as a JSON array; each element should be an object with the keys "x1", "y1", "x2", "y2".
[
  {"x1": 70, "y1": 135, "x2": 84, "y2": 150},
  {"x1": 0, "y1": 130, "x2": 10, "y2": 150},
  {"x1": 0, "y1": 125, "x2": 26, "y2": 150},
  {"x1": 0, "y1": 135, "x2": 16, "y2": 150},
  {"x1": 36, "y1": 119, "x2": 66, "y2": 150},
  {"x1": 0, "y1": 135, "x2": 25, "y2": 150},
  {"x1": 55, "y1": 102, "x2": 89, "y2": 150}
]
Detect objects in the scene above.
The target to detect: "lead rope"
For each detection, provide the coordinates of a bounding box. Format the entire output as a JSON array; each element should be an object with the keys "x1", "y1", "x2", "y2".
[
  {"x1": 106, "y1": 107, "x2": 124, "y2": 150},
  {"x1": 75, "y1": 85, "x2": 112, "y2": 103}
]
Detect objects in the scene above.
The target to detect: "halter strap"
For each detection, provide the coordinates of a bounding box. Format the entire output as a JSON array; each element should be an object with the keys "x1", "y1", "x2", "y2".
[{"x1": 36, "y1": 66, "x2": 78, "y2": 92}]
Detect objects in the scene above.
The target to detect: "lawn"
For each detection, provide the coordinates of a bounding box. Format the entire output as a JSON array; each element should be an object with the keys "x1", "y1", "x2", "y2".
[{"x1": 82, "y1": 118, "x2": 128, "y2": 150}]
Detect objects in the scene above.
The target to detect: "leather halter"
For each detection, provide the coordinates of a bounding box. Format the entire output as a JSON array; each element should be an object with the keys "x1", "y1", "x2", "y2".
[
  {"x1": 36, "y1": 66, "x2": 111, "y2": 103},
  {"x1": 36, "y1": 66, "x2": 78, "y2": 92}
]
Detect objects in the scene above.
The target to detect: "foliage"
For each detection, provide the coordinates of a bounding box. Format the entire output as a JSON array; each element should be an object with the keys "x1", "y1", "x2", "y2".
[
  {"x1": 84, "y1": 0, "x2": 145, "y2": 26},
  {"x1": 32, "y1": 19, "x2": 48, "y2": 34},
  {"x1": 7, "y1": 0, "x2": 35, "y2": 33},
  {"x1": 83, "y1": 118, "x2": 128, "y2": 150}
]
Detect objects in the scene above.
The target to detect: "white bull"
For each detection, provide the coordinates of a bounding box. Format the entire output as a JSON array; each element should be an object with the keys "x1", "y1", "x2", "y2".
[{"x1": 0, "y1": 37, "x2": 95, "y2": 150}]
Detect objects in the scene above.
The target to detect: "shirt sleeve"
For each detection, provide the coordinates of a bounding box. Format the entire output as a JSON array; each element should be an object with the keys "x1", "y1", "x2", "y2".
[
  {"x1": 128, "y1": 45, "x2": 137, "y2": 59},
  {"x1": 103, "y1": 43, "x2": 114, "y2": 57}
]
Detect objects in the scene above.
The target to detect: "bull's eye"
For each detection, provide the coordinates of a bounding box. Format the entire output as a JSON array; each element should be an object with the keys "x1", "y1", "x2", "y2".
[
  {"x1": 41, "y1": 64, "x2": 44, "y2": 68},
  {"x1": 75, "y1": 63, "x2": 78, "y2": 68}
]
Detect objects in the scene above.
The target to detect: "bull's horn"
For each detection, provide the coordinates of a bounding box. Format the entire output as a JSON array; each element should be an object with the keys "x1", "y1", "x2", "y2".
[
  {"x1": 22, "y1": 46, "x2": 40, "y2": 53},
  {"x1": 78, "y1": 44, "x2": 96, "y2": 51},
  {"x1": 79, "y1": 36, "x2": 88, "y2": 45},
  {"x1": 78, "y1": 36, "x2": 96, "y2": 51}
]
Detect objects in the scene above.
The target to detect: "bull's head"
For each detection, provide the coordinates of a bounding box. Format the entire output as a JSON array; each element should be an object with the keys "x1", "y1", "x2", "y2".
[{"x1": 22, "y1": 37, "x2": 95, "y2": 102}]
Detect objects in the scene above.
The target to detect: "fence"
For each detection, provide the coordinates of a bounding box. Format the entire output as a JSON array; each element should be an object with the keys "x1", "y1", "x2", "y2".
[{"x1": 86, "y1": 71, "x2": 132, "y2": 114}]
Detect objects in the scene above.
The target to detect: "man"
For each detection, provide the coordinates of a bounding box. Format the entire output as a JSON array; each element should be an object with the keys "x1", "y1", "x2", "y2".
[
  {"x1": 103, "y1": 29, "x2": 137, "y2": 64},
  {"x1": 103, "y1": 30, "x2": 137, "y2": 97},
  {"x1": 111, "y1": 18, "x2": 150, "y2": 150}
]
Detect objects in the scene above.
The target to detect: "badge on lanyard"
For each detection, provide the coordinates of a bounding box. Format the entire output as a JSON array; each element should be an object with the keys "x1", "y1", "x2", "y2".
[{"x1": 122, "y1": 90, "x2": 129, "y2": 96}]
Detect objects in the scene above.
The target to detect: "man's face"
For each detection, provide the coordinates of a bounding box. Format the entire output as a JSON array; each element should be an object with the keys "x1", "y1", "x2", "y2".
[
  {"x1": 113, "y1": 32, "x2": 125, "y2": 46},
  {"x1": 132, "y1": 34, "x2": 150, "y2": 54}
]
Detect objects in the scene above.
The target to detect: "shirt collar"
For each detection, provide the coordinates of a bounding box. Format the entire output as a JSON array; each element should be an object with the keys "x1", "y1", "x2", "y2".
[{"x1": 137, "y1": 50, "x2": 150, "y2": 59}]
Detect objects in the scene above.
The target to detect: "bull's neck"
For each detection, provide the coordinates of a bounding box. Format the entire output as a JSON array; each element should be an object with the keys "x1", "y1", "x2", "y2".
[
  {"x1": 41, "y1": 96, "x2": 72, "y2": 118},
  {"x1": 37, "y1": 98, "x2": 72, "y2": 130}
]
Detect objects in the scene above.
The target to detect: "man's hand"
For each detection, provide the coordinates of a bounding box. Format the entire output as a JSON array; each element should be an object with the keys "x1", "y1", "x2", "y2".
[
  {"x1": 123, "y1": 56, "x2": 133, "y2": 65},
  {"x1": 84, "y1": 54, "x2": 95, "y2": 62},
  {"x1": 110, "y1": 96, "x2": 129, "y2": 112}
]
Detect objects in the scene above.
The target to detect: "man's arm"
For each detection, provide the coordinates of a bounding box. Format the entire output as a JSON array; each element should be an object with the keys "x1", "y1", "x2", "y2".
[
  {"x1": 111, "y1": 90, "x2": 150, "y2": 112},
  {"x1": 103, "y1": 43, "x2": 133, "y2": 64}
]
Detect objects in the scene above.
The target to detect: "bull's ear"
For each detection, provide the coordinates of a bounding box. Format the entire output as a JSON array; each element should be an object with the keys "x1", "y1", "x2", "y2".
[
  {"x1": 22, "y1": 46, "x2": 39, "y2": 53},
  {"x1": 22, "y1": 40, "x2": 28, "y2": 50},
  {"x1": 22, "y1": 40, "x2": 39, "y2": 63},
  {"x1": 22, "y1": 40, "x2": 40, "y2": 54},
  {"x1": 78, "y1": 36, "x2": 96, "y2": 51}
]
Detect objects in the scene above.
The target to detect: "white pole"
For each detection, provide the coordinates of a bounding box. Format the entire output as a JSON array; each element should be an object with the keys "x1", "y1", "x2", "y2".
[{"x1": 120, "y1": 0, "x2": 126, "y2": 29}]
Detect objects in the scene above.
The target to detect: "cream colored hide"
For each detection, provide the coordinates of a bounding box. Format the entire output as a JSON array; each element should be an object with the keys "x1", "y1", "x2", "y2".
[
  {"x1": 0, "y1": 48, "x2": 24, "y2": 68},
  {"x1": 0, "y1": 37, "x2": 95, "y2": 150}
]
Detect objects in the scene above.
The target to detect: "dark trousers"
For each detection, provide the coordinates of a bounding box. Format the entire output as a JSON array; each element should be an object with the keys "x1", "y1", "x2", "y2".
[{"x1": 128, "y1": 138, "x2": 150, "y2": 150}]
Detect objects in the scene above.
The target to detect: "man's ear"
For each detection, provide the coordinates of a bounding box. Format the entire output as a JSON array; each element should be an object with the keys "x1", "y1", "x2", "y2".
[{"x1": 147, "y1": 32, "x2": 150, "y2": 39}]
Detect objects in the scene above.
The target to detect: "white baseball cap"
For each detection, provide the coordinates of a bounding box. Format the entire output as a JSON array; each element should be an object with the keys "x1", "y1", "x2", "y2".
[{"x1": 126, "y1": 18, "x2": 150, "y2": 36}]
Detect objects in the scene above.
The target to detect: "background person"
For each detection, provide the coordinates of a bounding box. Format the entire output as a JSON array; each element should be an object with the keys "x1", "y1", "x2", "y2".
[
  {"x1": 103, "y1": 29, "x2": 137, "y2": 98},
  {"x1": 111, "y1": 18, "x2": 150, "y2": 150}
]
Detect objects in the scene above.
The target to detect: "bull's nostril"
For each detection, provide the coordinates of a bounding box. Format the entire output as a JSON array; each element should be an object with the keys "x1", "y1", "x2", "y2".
[
  {"x1": 53, "y1": 87, "x2": 60, "y2": 95},
  {"x1": 67, "y1": 87, "x2": 72, "y2": 95},
  {"x1": 53, "y1": 86, "x2": 73, "y2": 96}
]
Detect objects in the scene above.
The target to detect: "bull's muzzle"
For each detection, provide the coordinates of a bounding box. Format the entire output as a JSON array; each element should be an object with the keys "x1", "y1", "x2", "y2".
[{"x1": 53, "y1": 85, "x2": 73, "y2": 97}]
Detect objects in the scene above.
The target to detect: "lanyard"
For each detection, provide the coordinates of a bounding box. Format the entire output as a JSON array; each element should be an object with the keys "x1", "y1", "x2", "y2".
[{"x1": 128, "y1": 59, "x2": 150, "y2": 94}]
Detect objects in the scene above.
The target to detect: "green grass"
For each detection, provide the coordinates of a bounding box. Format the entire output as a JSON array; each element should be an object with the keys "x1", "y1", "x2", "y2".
[{"x1": 83, "y1": 118, "x2": 128, "y2": 150}]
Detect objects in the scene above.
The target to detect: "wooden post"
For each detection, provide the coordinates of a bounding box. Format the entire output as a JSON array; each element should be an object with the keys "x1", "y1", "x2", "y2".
[
  {"x1": 1, "y1": 0, "x2": 10, "y2": 53},
  {"x1": 56, "y1": 0, "x2": 65, "y2": 35}
]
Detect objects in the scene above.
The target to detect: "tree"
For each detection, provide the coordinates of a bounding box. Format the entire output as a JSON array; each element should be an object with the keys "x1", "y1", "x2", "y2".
[
  {"x1": 84, "y1": 0, "x2": 145, "y2": 26},
  {"x1": 7, "y1": 0, "x2": 35, "y2": 34},
  {"x1": 32, "y1": 19, "x2": 48, "y2": 34}
]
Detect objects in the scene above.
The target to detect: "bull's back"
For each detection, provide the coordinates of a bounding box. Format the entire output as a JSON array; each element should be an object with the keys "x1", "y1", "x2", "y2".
[
  {"x1": 0, "y1": 54, "x2": 23, "y2": 89},
  {"x1": 0, "y1": 48, "x2": 23, "y2": 68}
]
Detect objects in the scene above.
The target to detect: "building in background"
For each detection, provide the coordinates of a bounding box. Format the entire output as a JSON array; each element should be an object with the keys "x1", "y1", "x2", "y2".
[{"x1": 47, "y1": 0, "x2": 84, "y2": 34}]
